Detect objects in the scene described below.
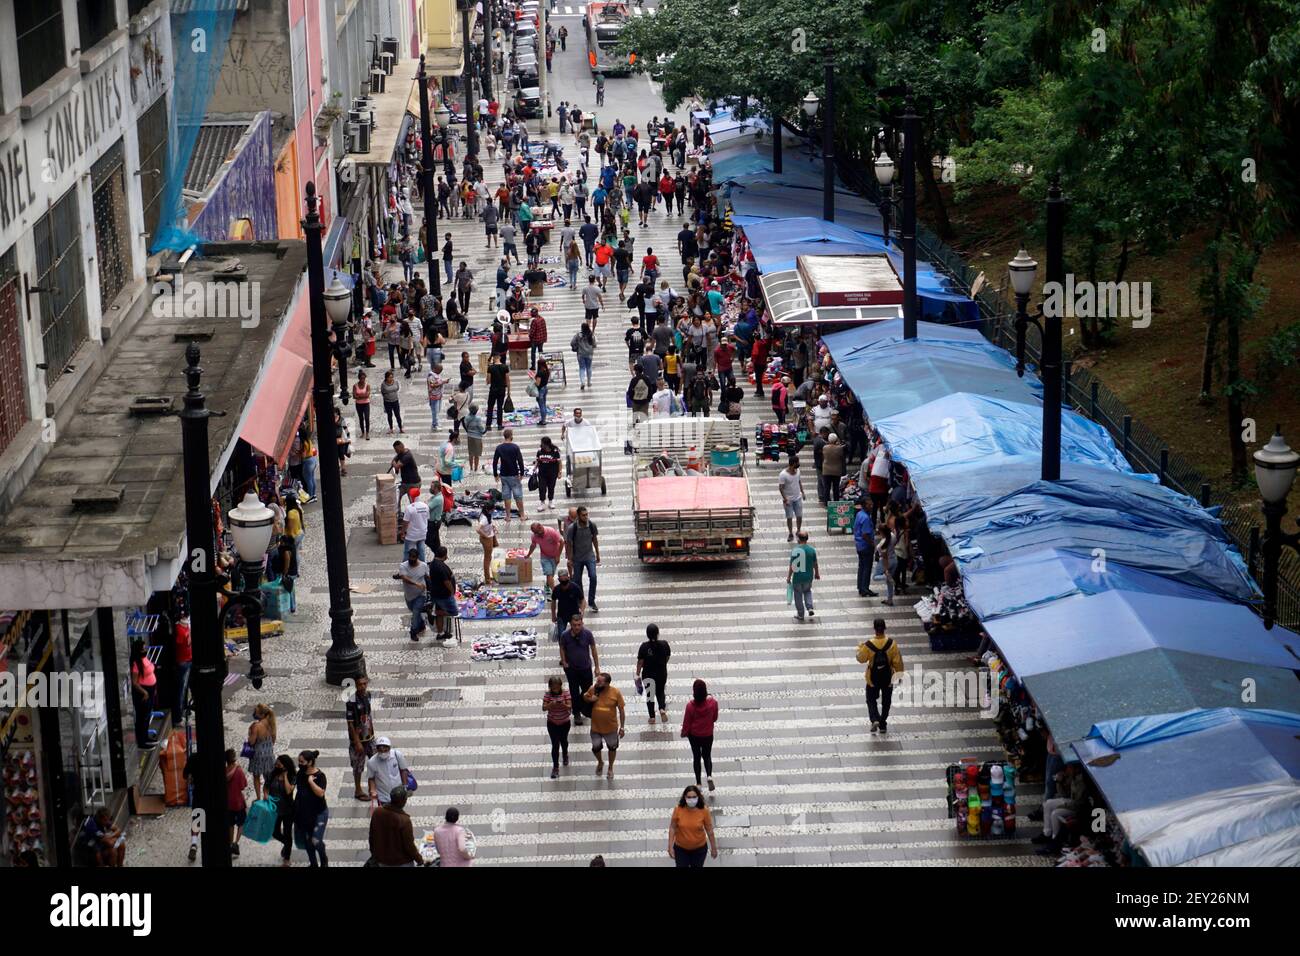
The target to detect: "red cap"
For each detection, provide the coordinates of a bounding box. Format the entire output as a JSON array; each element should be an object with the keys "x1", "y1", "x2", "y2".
[{"x1": 408, "y1": 487, "x2": 420, "y2": 500}]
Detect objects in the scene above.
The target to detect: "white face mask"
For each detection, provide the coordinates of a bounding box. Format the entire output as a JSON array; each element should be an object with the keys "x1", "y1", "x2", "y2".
[{"x1": 685, "y1": 796, "x2": 699, "y2": 808}]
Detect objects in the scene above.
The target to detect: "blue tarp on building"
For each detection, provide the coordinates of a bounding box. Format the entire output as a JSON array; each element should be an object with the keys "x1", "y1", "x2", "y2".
[{"x1": 1072, "y1": 709, "x2": 1300, "y2": 866}]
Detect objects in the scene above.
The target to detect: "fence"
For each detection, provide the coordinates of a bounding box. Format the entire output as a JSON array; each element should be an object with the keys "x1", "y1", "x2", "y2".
[{"x1": 836, "y1": 162, "x2": 1300, "y2": 630}]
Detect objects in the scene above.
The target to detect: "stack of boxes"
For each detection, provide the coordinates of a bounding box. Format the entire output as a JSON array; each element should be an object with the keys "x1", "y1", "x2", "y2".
[{"x1": 374, "y1": 474, "x2": 398, "y2": 544}]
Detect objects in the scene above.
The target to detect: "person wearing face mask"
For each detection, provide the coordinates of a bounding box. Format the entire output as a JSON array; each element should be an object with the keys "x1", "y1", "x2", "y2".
[
  {"x1": 582, "y1": 672, "x2": 625, "y2": 779},
  {"x1": 293, "y1": 750, "x2": 330, "y2": 867},
  {"x1": 668, "y1": 784, "x2": 717, "y2": 867},
  {"x1": 366, "y1": 736, "x2": 412, "y2": 807}
]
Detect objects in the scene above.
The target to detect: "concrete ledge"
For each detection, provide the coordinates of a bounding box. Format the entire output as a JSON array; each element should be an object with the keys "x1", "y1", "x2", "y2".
[{"x1": 79, "y1": 28, "x2": 128, "y2": 76}]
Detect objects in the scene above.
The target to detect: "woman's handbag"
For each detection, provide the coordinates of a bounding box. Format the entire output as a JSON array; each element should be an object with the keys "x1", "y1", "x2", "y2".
[
  {"x1": 525, "y1": 380, "x2": 539, "y2": 398},
  {"x1": 504, "y1": 394, "x2": 515, "y2": 413},
  {"x1": 402, "y1": 768, "x2": 419, "y2": 792},
  {"x1": 240, "y1": 741, "x2": 255, "y2": 759},
  {"x1": 528, "y1": 471, "x2": 540, "y2": 491}
]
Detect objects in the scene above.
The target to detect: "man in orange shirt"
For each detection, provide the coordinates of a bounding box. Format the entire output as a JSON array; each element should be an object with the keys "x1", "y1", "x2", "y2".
[{"x1": 583, "y1": 673, "x2": 625, "y2": 779}]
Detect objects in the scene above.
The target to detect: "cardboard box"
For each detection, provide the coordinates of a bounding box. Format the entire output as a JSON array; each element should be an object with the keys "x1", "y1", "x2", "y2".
[
  {"x1": 478, "y1": 351, "x2": 491, "y2": 377},
  {"x1": 373, "y1": 505, "x2": 398, "y2": 544},
  {"x1": 509, "y1": 348, "x2": 527, "y2": 371},
  {"x1": 508, "y1": 554, "x2": 533, "y2": 584}
]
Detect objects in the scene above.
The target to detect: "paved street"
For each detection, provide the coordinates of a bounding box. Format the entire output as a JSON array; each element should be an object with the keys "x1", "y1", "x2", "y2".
[{"x1": 131, "y1": 39, "x2": 1041, "y2": 867}]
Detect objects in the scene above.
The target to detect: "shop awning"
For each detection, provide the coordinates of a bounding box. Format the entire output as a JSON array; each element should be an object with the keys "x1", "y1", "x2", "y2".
[
  {"x1": 349, "y1": 56, "x2": 420, "y2": 166},
  {"x1": 239, "y1": 349, "x2": 312, "y2": 463},
  {"x1": 1071, "y1": 708, "x2": 1300, "y2": 866}
]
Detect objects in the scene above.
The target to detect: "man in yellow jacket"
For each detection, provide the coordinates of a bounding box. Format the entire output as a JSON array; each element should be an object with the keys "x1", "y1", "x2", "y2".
[{"x1": 856, "y1": 618, "x2": 904, "y2": 734}]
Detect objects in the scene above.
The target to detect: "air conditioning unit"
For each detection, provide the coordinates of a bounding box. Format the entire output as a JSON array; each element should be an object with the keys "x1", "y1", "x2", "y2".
[
  {"x1": 370, "y1": 67, "x2": 386, "y2": 94},
  {"x1": 346, "y1": 122, "x2": 362, "y2": 153},
  {"x1": 380, "y1": 52, "x2": 395, "y2": 76},
  {"x1": 382, "y1": 37, "x2": 399, "y2": 60},
  {"x1": 357, "y1": 117, "x2": 372, "y2": 153}
]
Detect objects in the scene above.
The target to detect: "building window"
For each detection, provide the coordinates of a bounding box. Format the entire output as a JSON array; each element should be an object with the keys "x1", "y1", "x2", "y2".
[
  {"x1": 135, "y1": 96, "x2": 169, "y2": 241},
  {"x1": 14, "y1": 2, "x2": 66, "y2": 97},
  {"x1": 0, "y1": 247, "x2": 28, "y2": 456},
  {"x1": 91, "y1": 140, "x2": 132, "y2": 313},
  {"x1": 128, "y1": 0, "x2": 153, "y2": 16},
  {"x1": 33, "y1": 189, "x2": 88, "y2": 387},
  {"x1": 76, "y1": 0, "x2": 117, "y2": 55}
]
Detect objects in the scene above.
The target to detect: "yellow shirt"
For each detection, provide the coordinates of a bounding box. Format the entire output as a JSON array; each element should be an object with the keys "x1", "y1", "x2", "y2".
[
  {"x1": 285, "y1": 510, "x2": 304, "y2": 538},
  {"x1": 588, "y1": 686, "x2": 625, "y2": 735},
  {"x1": 671, "y1": 805, "x2": 712, "y2": 850}
]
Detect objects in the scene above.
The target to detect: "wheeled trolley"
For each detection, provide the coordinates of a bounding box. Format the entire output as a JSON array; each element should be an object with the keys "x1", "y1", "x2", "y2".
[{"x1": 564, "y1": 423, "x2": 606, "y2": 496}]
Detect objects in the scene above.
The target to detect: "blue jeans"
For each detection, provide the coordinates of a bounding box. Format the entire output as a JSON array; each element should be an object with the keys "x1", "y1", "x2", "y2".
[
  {"x1": 283, "y1": 575, "x2": 297, "y2": 613},
  {"x1": 496, "y1": 288, "x2": 507, "y2": 309},
  {"x1": 406, "y1": 592, "x2": 428, "y2": 636},
  {"x1": 295, "y1": 809, "x2": 329, "y2": 867},
  {"x1": 301, "y1": 455, "x2": 318, "y2": 498},
  {"x1": 577, "y1": 355, "x2": 593, "y2": 386},
  {"x1": 792, "y1": 582, "x2": 814, "y2": 619},
  {"x1": 537, "y1": 385, "x2": 548, "y2": 423},
  {"x1": 573, "y1": 557, "x2": 598, "y2": 604},
  {"x1": 174, "y1": 660, "x2": 192, "y2": 720},
  {"x1": 568, "y1": 261, "x2": 579, "y2": 288},
  {"x1": 443, "y1": 260, "x2": 453, "y2": 283},
  {"x1": 428, "y1": 398, "x2": 442, "y2": 429},
  {"x1": 401, "y1": 538, "x2": 427, "y2": 562}
]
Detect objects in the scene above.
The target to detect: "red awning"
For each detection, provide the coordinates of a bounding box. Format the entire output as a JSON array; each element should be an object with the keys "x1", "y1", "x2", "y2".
[{"x1": 240, "y1": 349, "x2": 312, "y2": 463}]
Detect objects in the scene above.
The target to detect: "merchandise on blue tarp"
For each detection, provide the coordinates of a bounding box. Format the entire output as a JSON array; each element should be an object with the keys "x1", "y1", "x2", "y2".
[
  {"x1": 1071, "y1": 708, "x2": 1300, "y2": 867},
  {"x1": 983, "y1": 589, "x2": 1299, "y2": 678},
  {"x1": 456, "y1": 583, "x2": 546, "y2": 619},
  {"x1": 874, "y1": 392, "x2": 1135, "y2": 479},
  {"x1": 1020, "y1": 650, "x2": 1300, "y2": 746}
]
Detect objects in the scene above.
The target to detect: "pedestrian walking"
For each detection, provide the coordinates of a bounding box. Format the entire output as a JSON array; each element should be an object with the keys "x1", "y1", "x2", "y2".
[
  {"x1": 778, "y1": 456, "x2": 806, "y2": 541},
  {"x1": 369, "y1": 785, "x2": 422, "y2": 867},
  {"x1": 822, "y1": 433, "x2": 846, "y2": 502},
  {"x1": 771, "y1": 375, "x2": 790, "y2": 424},
  {"x1": 571, "y1": 321, "x2": 597, "y2": 389},
  {"x1": 397, "y1": 548, "x2": 430, "y2": 640},
  {"x1": 493, "y1": 426, "x2": 528, "y2": 521},
  {"x1": 534, "y1": 436, "x2": 561, "y2": 511},
  {"x1": 426, "y1": 363, "x2": 449, "y2": 431},
  {"x1": 245, "y1": 703, "x2": 277, "y2": 801},
  {"x1": 558, "y1": 609, "x2": 598, "y2": 727},
  {"x1": 532, "y1": 358, "x2": 552, "y2": 424},
  {"x1": 366, "y1": 736, "x2": 413, "y2": 807},
  {"x1": 564, "y1": 505, "x2": 601, "y2": 610},
  {"x1": 432, "y1": 807, "x2": 474, "y2": 866},
  {"x1": 857, "y1": 618, "x2": 904, "y2": 733},
  {"x1": 528, "y1": 311, "x2": 549, "y2": 370},
  {"x1": 788, "y1": 530, "x2": 819, "y2": 623},
  {"x1": 543, "y1": 676, "x2": 572, "y2": 778},
  {"x1": 352, "y1": 370, "x2": 372, "y2": 439},
  {"x1": 667, "y1": 785, "x2": 717, "y2": 867},
  {"x1": 380, "y1": 370, "x2": 403, "y2": 433},
  {"x1": 853, "y1": 497, "x2": 878, "y2": 597},
  {"x1": 225, "y1": 748, "x2": 249, "y2": 857},
  {"x1": 464, "y1": 404, "x2": 486, "y2": 471},
  {"x1": 128, "y1": 639, "x2": 158, "y2": 751},
  {"x1": 398, "y1": 486, "x2": 431, "y2": 561},
  {"x1": 876, "y1": 523, "x2": 898, "y2": 606},
  {"x1": 476, "y1": 500, "x2": 499, "y2": 583},
  {"x1": 266, "y1": 755, "x2": 296, "y2": 865},
  {"x1": 346, "y1": 676, "x2": 376, "y2": 801},
  {"x1": 635, "y1": 623, "x2": 672, "y2": 723},
  {"x1": 485, "y1": 351, "x2": 511, "y2": 430},
  {"x1": 293, "y1": 749, "x2": 330, "y2": 868},
  {"x1": 583, "y1": 673, "x2": 626, "y2": 779},
  {"x1": 681, "y1": 679, "x2": 719, "y2": 791},
  {"x1": 426, "y1": 544, "x2": 458, "y2": 640}
]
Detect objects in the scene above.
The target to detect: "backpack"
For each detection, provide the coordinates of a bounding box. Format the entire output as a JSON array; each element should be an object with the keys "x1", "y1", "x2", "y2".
[
  {"x1": 632, "y1": 378, "x2": 651, "y2": 402},
  {"x1": 690, "y1": 375, "x2": 708, "y2": 404},
  {"x1": 869, "y1": 638, "x2": 894, "y2": 687}
]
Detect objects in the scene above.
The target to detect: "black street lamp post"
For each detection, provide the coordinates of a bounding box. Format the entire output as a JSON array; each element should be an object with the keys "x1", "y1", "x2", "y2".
[
  {"x1": 1041, "y1": 176, "x2": 1066, "y2": 482},
  {"x1": 1008, "y1": 248, "x2": 1039, "y2": 378},
  {"x1": 225, "y1": 491, "x2": 274, "y2": 691},
  {"x1": 1254, "y1": 428, "x2": 1300, "y2": 630},
  {"x1": 482, "y1": 0, "x2": 494, "y2": 101},
  {"x1": 459, "y1": 0, "x2": 479, "y2": 161},
  {"x1": 178, "y1": 344, "x2": 230, "y2": 868},
  {"x1": 900, "y1": 96, "x2": 918, "y2": 340},
  {"x1": 418, "y1": 55, "x2": 441, "y2": 298},
  {"x1": 302, "y1": 183, "x2": 367, "y2": 685}
]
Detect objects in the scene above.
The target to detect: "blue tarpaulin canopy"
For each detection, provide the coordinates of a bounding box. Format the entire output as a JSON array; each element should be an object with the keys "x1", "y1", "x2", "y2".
[
  {"x1": 825, "y1": 322, "x2": 1040, "y2": 418},
  {"x1": 873, "y1": 392, "x2": 1135, "y2": 480},
  {"x1": 929, "y1": 476, "x2": 1259, "y2": 604},
  {"x1": 1072, "y1": 709, "x2": 1300, "y2": 866},
  {"x1": 1022, "y1": 651, "x2": 1300, "y2": 748},
  {"x1": 962, "y1": 547, "x2": 1222, "y2": 621},
  {"x1": 984, "y1": 589, "x2": 1298, "y2": 677}
]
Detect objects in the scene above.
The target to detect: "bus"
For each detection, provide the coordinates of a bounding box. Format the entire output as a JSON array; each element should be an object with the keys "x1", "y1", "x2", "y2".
[{"x1": 584, "y1": 1, "x2": 635, "y2": 76}]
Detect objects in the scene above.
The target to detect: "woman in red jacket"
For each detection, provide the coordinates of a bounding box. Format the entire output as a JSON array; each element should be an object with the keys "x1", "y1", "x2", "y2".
[
  {"x1": 681, "y1": 679, "x2": 719, "y2": 792},
  {"x1": 751, "y1": 335, "x2": 770, "y2": 399}
]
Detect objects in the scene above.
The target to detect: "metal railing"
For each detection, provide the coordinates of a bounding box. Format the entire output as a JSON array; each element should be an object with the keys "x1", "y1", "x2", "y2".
[{"x1": 836, "y1": 157, "x2": 1300, "y2": 630}]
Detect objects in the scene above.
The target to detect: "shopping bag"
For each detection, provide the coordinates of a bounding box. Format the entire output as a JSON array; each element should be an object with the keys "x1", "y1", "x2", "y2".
[
  {"x1": 786, "y1": 583, "x2": 794, "y2": 605},
  {"x1": 244, "y1": 797, "x2": 278, "y2": 845},
  {"x1": 504, "y1": 394, "x2": 515, "y2": 413}
]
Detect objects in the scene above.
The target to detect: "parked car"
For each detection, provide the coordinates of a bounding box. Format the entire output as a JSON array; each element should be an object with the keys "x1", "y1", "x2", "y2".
[{"x1": 513, "y1": 86, "x2": 542, "y2": 118}]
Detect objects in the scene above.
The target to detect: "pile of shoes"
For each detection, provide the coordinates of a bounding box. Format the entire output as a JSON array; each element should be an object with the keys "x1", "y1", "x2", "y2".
[
  {"x1": 3, "y1": 751, "x2": 43, "y2": 862},
  {"x1": 471, "y1": 628, "x2": 539, "y2": 661}
]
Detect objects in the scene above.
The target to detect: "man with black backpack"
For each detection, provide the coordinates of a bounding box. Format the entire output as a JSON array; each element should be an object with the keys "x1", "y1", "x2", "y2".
[
  {"x1": 625, "y1": 316, "x2": 647, "y2": 371},
  {"x1": 856, "y1": 618, "x2": 904, "y2": 734}
]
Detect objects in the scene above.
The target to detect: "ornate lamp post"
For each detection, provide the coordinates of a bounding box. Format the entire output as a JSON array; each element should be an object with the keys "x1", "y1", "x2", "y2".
[{"x1": 1254, "y1": 428, "x2": 1300, "y2": 630}]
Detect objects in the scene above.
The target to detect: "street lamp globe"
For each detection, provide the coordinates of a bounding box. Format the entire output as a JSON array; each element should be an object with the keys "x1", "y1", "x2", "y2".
[
  {"x1": 323, "y1": 276, "x2": 352, "y2": 325},
  {"x1": 1008, "y1": 249, "x2": 1039, "y2": 297},
  {"x1": 434, "y1": 104, "x2": 452, "y2": 130},
  {"x1": 1254, "y1": 428, "x2": 1300, "y2": 505},
  {"x1": 874, "y1": 152, "x2": 895, "y2": 186},
  {"x1": 801, "y1": 90, "x2": 819, "y2": 118},
  {"x1": 228, "y1": 491, "x2": 275, "y2": 561}
]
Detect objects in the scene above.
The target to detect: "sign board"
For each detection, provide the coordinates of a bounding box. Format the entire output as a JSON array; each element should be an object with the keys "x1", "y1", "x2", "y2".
[
  {"x1": 796, "y1": 254, "x2": 903, "y2": 307},
  {"x1": 826, "y1": 500, "x2": 855, "y2": 533}
]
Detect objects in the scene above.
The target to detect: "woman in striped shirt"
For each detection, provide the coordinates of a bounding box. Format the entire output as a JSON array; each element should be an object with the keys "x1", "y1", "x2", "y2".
[{"x1": 542, "y1": 676, "x2": 572, "y2": 779}]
